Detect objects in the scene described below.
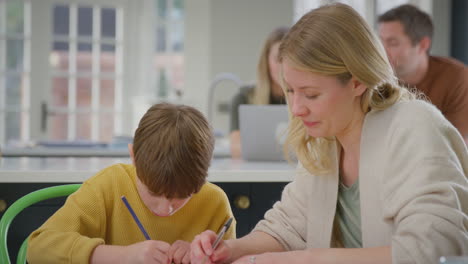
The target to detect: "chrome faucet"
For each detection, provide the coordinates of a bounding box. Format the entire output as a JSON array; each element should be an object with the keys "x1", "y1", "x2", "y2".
[{"x1": 207, "y1": 72, "x2": 243, "y2": 123}]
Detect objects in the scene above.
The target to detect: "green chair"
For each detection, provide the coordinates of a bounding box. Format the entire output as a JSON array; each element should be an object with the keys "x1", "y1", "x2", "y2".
[{"x1": 0, "y1": 184, "x2": 81, "y2": 264}]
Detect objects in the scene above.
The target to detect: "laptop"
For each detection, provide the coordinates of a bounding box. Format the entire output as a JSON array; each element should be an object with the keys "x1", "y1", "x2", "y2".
[{"x1": 239, "y1": 104, "x2": 290, "y2": 161}]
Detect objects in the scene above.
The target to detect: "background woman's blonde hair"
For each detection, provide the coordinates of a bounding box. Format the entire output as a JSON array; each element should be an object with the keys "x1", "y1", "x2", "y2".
[
  {"x1": 280, "y1": 3, "x2": 414, "y2": 175},
  {"x1": 252, "y1": 27, "x2": 290, "y2": 104}
]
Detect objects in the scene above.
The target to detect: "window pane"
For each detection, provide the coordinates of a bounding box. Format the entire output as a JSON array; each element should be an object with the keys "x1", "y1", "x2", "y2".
[
  {"x1": 156, "y1": 25, "x2": 166, "y2": 52},
  {"x1": 156, "y1": 67, "x2": 169, "y2": 98},
  {"x1": 172, "y1": 0, "x2": 184, "y2": 19},
  {"x1": 49, "y1": 113, "x2": 68, "y2": 140},
  {"x1": 53, "y1": 5, "x2": 70, "y2": 36},
  {"x1": 171, "y1": 56, "x2": 184, "y2": 92},
  {"x1": 78, "y1": 6, "x2": 93, "y2": 37},
  {"x1": 338, "y1": 0, "x2": 366, "y2": 18},
  {"x1": 293, "y1": 0, "x2": 320, "y2": 22},
  {"x1": 5, "y1": 111, "x2": 20, "y2": 144},
  {"x1": 76, "y1": 112, "x2": 91, "y2": 140},
  {"x1": 0, "y1": 4, "x2": 4, "y2": 35},
  {"x1": 100, "y1": 79, "x2": 114, "y2": 107},
  {"x1": 6, "y1": 1, "x2": 23, "y2": 34},
  {"x1": 51, "y1": 77, "x2": 68, "y2": 107},
  {"x1": 99, "y1": 112, "x2": 114, "y2": 142},
  {"x1": 77, "y1": 42, "x2": 92, "y2": 72},
  {"x1": 5, "y1": 75, "x2": 21, "y2": 107},
  {"x1": 376, "y1": 0, "x2": 409, "y2": 15},
  {"x1": 78, "y1": 42, "x2": 92, "y2": 51},
  {"x1": 101, "y1": 43, "x2": 115, "y2": 52},
  {"x1": 157, "y1": 0, "x2": 167, "y2": 19},
  {"x1": 6, "y1": 39, "x2": 23, "y2": 70},
  {"x1": 51, "y1": 42, "x2": 69, "y2": 71},
  {"x1": 101, "y1": 44, "x2": 115, "y2": 73},
  {"x1": 76, "y1": 78, "x2": 91, "y2": 107},
  {"x1": 171, "y1": 22, "x2": 183, "y2": 52},
  {"x1": 53, "y1": 41, "x2": 69, "y2": 52},
  {"x1": 101, "y1": 8, "x2": 116, "y2": 38}
]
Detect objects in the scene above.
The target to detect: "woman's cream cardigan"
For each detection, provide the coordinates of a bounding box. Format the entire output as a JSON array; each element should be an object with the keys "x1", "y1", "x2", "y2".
[{"x1": 254, "y1": 100, "x2": 468, "y2": 264}]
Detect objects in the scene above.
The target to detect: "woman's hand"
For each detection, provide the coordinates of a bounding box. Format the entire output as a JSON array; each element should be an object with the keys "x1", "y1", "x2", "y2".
[
  {"x1": 190, "y1": 230, "x2": 232, "y2": 264},
  {"x1": 122, "y1": 240, "x2": 171, "y2": 264},
  {"x1": 168, "y1": 240, "x2": 191, "y2": 264}
]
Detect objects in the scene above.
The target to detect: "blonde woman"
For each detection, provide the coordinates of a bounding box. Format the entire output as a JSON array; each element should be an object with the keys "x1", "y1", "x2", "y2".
[
  {"x1": 191, "y1": 3, "x2": 468, "y2": 264},
  {"x1": 230, "y1": 27, "x2": 289, "y2": 158}
]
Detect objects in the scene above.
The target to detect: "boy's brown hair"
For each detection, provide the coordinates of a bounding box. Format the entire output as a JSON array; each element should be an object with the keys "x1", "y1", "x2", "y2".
[{"x1": 133, "y1": 103, "x2": 214, "y2": 198}]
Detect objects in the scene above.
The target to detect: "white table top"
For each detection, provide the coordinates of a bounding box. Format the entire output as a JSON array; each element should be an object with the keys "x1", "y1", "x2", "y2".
[
  {"x1": 0, "y1": 143, "x2": 231, "y2": 158},
  {"x1": 0, "y1": 157, "x2": 296, "y2": 183}
]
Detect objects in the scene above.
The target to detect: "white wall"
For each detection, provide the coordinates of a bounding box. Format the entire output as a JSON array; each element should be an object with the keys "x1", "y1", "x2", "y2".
[
  {"x1": 183, "y1": 0, "x2": 450, "y2": 134},
  {"x1": 131, "y1": 0, "x2": 452, "y2": 136},
  {"x1": 431, "y1": 0, "x2": 451, "y2": 56},
  {"x1": 184, "y1": 0, "x2": 293, "y2": 134},
  {"x1": 183, "y1": 0, "x2": 212, "y2": 110}
]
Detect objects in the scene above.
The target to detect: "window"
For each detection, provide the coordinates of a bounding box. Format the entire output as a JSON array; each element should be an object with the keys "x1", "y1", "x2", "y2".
[
  {"x1": 153, "y1": 0, "x2": 184, "y2": 99},
  {"x1": 294, "y1": 0, "x2": 370, "y2": 23},
  {"x1": 375, "y1": 0, "x2": 434, "y2": 23},
  {"x1": 0, "y1": 0, "x2": 31, "y2": 146},
  {"x1": 0, "y1": 0, "x2": 186, "y2": 147},
  {"x1": 376, "y1": 0, "x2": 416, "y2": 15},
  {"x1": 48, "y1": 4, "x2": 124, "y2": 142},
  {"x1": 0, "y1": 0, "x2": 130, "y2": 147},
  {"x1": 293, "y1": 0, "x2": 431, "y2": 27}
]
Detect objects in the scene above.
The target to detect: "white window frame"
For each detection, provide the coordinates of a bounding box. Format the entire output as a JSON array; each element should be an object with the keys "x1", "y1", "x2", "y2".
[
  {"x1": 0, "y1": 0, "x2": 32, "y2": 146},
  {"x1": 153, "y1": 0, "x2": 184, "y2": 98},
  {"x1": 44, "y1": 2, "x2": 125, "y2": 141},
  {"x1": 0, "y1": 0, "x2": 154, "y2": 146}
]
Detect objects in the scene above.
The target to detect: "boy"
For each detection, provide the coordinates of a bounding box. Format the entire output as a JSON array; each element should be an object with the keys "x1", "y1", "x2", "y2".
[{"x1": 27, "y1": 103, "x2": 236, "y2": 264}]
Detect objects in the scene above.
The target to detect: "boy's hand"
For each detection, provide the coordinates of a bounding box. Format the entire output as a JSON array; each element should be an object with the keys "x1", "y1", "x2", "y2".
[
  {"x1": 168, "y1": 240, "x2": 191, "y2": 264},
  {"x1": 124, "y1": 240, "x2": 171, "y2": 264},
  {"x1": 190, "y1": 230, "x2": 231, "y2": 264}
]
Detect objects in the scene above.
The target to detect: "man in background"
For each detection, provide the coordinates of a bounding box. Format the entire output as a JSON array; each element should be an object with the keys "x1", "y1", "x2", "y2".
[{"x1": 378, "y1": 4, "x2": 468, "y2": 143}]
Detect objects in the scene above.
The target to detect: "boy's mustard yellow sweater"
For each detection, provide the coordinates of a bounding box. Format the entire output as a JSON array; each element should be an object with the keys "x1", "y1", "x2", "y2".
[{"x1": 27, "y1": 163, "x2": 236, "y2": 263}]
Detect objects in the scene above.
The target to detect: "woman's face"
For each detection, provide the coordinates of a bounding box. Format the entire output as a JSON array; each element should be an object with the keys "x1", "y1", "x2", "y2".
[
  {"x1": 136, "y1": 177, "x2": 191, "y2": 217},
  {"x1": 282, "y1": 58, "x2": 366, "y2": 139},
  {"x1": 268, "y1": 42, "x2": 282, "y2": 86}
]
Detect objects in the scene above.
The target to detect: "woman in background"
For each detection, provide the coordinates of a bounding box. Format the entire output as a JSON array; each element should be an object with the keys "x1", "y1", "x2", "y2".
[
  {"x1": 229, "y1": 27, "x2": 289, "y2": 158},
  {"x1": 192, "y1": 3, "x2": 468, "y2": 264}
]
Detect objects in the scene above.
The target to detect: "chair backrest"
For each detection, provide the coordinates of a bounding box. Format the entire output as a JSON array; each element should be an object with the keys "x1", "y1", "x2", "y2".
[{"x1": 0, "y1": 184, "x2": 81, "y2": 264}]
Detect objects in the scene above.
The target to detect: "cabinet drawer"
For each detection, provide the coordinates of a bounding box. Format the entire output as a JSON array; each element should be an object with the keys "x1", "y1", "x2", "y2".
[
  {"x1": 0, "y1": 181, "x2": 288, "y2": 262},
  {"x1": 214, "y1": 182, "x2": 287, "y2": 237}
]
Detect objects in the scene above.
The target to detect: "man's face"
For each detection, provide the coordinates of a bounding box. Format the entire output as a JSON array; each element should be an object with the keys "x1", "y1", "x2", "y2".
[{"x1": 378, "y1": 21, "x2": 425, "y2": 80}]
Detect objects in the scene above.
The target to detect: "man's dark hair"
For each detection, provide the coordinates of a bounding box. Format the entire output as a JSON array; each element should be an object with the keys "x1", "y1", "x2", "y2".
[{"x1": 378, "y1": 4, "x2": 433, "y2": 45}]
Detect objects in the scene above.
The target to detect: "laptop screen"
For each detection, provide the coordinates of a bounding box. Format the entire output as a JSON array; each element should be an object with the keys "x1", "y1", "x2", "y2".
[{"x1": 239, "y1": 104, "x2": 289, "y2": 161}]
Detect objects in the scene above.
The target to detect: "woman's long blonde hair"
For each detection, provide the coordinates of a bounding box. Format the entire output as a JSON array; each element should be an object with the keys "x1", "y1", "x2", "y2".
[
  {"x1": 280, "y1": 3, "x2": 414, "y2": 175},
  {"x1": 252, "y1": 27, "x2": 290, "y2": 105}
]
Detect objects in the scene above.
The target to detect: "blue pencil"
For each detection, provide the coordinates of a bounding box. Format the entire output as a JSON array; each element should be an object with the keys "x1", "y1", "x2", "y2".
[{"x1": 121, "y1": 195, "x2": 151, "y2": 240}]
